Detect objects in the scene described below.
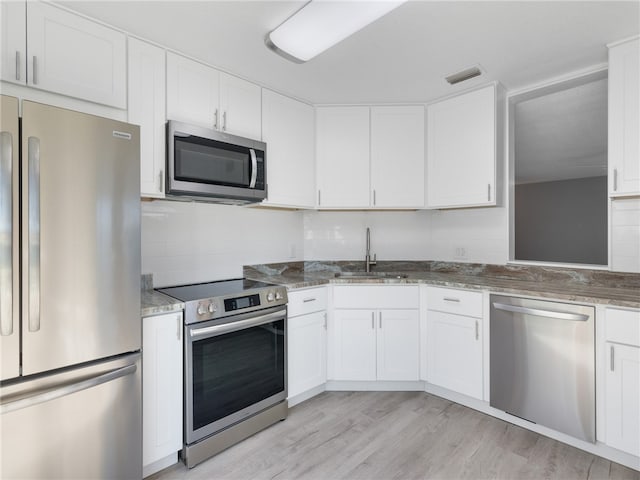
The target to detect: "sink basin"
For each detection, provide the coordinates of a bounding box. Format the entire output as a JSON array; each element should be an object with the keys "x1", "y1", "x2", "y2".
[{"x1": 334, "y1": 272, "x2": 408, "y2": 279}]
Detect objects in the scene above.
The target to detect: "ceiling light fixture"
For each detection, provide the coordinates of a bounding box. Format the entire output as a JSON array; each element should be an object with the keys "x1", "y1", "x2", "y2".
[{"x1": 266, "y1": 0, "x2": 407, "y2": 63}]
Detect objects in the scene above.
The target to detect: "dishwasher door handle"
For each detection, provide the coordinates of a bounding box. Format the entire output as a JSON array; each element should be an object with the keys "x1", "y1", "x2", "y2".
[{"x1": 492, "y1": 302, "x2": 590, "y2": 322}]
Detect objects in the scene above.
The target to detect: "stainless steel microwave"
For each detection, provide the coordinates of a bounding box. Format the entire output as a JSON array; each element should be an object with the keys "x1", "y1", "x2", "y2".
[{"x1": 166, "y1": 120, "x2": 266, "y2": 204}]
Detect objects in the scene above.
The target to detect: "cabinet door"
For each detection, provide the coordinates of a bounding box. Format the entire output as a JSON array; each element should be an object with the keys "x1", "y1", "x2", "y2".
[
  {"x1": 0, "y1": 1, "x2": 26, "y2": 84},
  {"x1": 128, "y1": 38, "x2": 166, "y2": 198},
  {"x1": 427, "y1": 310, "x2": 483, "y2": 399},
  {"x1": 166, "y1": 52, "x2": 219, "y2": 128},
  {"x1": 26, "y1": 2, "x2": 126, "y2": 108},
  {"x1": 261, "y1": 89, "x2": 315, "y2": 208},
  {"x1": 605, "y1": 342, "x2": 640, "y2": 456},
  {"x1": 377, "y1": 309, "x2": 420, "y2": 381},
  {"x1": 609, "y1": 38, "x2": 640, "y2": 197},
  {"x1": 371, "y1": 106, "x2": 425, "y2": 208},
  {"x1": 316, "y1": 107, "x2": 370, "y2": 208},
  {"x1": 142, "y1": 312, "x2": 183, "y2": 471},
  {"x1": 219, "y1": 72, "x2": 261, "y2": 140},
  {"x1": 331, "y1": 309, "x2": 376, "y2": 381},
  {"x1": 427, "y1": 84, "x2": 496, "y2": 208},
  {"x1": 288, "y1": 311, "x2": 327, "y2": 398}
]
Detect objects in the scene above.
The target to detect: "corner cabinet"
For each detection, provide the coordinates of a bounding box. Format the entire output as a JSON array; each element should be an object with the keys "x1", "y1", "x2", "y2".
[
  {"x1": 166, "y1": 52, "x2": 261, "y2": 140},
  {"x1": 329, "y1": 285, "x2": 420, "y2": 381},
  {"x1": 261, "y1": 89, "x2": 316, "y2": 208},
  {"x1": 287, "y1": 287, "x2": 328, "y2": 404},
  {"x1": 316, "y1": 105, "x2": 425, "y2": 209},
  {"x1": 425, "y1": 286, "x2": 484, "y2": 400},
  {"x1": 603, "y1": 307, "x2": 640, "y2": 457},
  {"x1": 426, "y1": 83, "x2": 501, "y2": 209},
  {"x1": 608, "y1": 37, "x2": 640, "y2": 197},
  {"x1": 11, "y1": 2, "x2": 127, "y2": 108},
  {"x1": 128, "y1": 38, "x2": 166, "y2": 198},
  {"x1": 142, "y1": 311, "x2": 183, "y2": 478}
]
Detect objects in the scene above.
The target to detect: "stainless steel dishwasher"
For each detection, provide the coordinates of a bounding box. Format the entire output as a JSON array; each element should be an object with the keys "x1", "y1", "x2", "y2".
[{"x1": 490, "y1": 295, "x2": 595, "y2": 442}]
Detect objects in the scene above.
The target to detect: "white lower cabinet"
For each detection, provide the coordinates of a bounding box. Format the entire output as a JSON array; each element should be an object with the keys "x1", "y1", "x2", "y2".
[
  {"x1": 330, "y1": 286, "x2": 420, "y2": 382},
  {"x1": 603, "y1": 307, "x2": 640, "y2": 457},
  {"x1": 425, "y1": 286, "x2": 483, "y2": 400},
  {"x1": 142, "y1": 311, "x2": 183, "y2": 478},
  {"x1": 287, "y1": 288, "x2": 327, "y2": 401}
]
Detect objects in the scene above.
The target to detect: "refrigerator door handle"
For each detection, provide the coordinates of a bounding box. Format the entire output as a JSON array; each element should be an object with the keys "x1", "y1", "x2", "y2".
[
  {"x1": 1, "y1": 362, "x2": 137, "y2": 415},
  {"x1": 27, "y1": 137, "x2": 41, "y2": 333},
  {"x1": 0, "y1": 132, "x2": 13, "y2": 336}
]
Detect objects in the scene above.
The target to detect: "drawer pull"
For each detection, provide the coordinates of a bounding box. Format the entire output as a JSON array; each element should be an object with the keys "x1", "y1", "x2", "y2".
[
  {"x1": 302, "y1": 298, "x2": 316, "y2": 303},
  {"x1": 443, "y1": 297, "x2": 460, "y2": 303}
]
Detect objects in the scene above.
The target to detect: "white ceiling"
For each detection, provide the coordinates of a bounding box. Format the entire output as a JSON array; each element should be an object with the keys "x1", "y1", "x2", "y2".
[
  {"x1": 514, "y1": 78, "x2": 608, "y2": 184},
  {"x1": 57, "y1": 1, "x2": 640, "y2": 105}
]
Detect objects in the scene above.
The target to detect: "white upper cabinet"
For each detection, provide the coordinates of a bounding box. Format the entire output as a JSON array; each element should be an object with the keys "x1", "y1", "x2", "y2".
[
  {"x1": 608, "y1": 37, "x2": 640, "y2": 197},
  {"x1": 261, "y1": 89, "x2": 315, "y2": 208},
  {"x1": 128, "y1": 38, "x2": 166, "y2": 198},
  {"x1": 166, "y1": 52, "x2": 261, "y2": 140},
  {"x1": 370, "y1": 106, "x2": 425, "y2": 208},
  {"x1": 25, "y1": 2, "x2": 127, "y2": 108},
  {"x1": 316, "y1": 105, "x2": 425, "y2": 209},
  {"x1": 316, "y1": 106, "x2": 371, "y2": 208},
  {"x1": 426, "y1": 84, "x2": 499, "y2": 209},
  {"x1": 0, "y1": 1, "x2": 26, "y2": 84}
]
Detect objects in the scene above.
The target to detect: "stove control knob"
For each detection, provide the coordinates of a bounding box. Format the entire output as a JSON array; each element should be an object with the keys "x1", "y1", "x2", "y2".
[
  {"x1": 197, "y1": 304, "x2": 206, "y2": 315},
  {"x1": 275, "y1": 291, "x2": 283, "y2": 301},
  {"x1": 267, "y1": 292, "x2": 275, "y2": 302},
  {"x1": 208, "y1": 303, "x2": 216, "y2": 314}
]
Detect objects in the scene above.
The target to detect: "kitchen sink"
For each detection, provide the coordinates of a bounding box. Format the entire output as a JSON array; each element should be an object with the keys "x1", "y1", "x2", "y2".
[{"x1": 334, "y1": 272, "x2": 409, "y2": 279}]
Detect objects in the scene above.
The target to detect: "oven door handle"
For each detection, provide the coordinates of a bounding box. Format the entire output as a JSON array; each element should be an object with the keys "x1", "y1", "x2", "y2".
[{"x1": 190, "y1": 308, "x2": 286, "y2": 339}]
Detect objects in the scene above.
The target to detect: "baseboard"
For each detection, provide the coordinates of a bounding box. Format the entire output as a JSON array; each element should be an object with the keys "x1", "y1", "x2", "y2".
[
  {"x1": 143, "y1": 453, "x2": 178, "y2": 478},
  {"x1": 288, "y1": 384, "x2": 326, "y2": 407},
  {"x1": 326, "y1": 380, "x2": 426, "y2": 391}
]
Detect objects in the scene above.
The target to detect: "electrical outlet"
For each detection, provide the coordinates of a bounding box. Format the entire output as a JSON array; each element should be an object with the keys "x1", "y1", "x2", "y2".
[
  {"x1": 454, "y1": 246, "x2": 467, "y2": 260},
  {"x1": 289, "y1": 243, "x2": 297, "y2": 259}
]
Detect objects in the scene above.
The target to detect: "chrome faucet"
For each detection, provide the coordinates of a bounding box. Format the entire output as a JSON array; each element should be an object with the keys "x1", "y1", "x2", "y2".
[{"x1": 365, "y1": 227, "x2": 377, "y2": 273}]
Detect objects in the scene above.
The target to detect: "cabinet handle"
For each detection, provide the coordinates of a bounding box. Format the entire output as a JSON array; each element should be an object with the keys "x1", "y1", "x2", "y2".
[
  {"x1": 158, "y1": 169, "x2": 164, "y2": 193},
  {"x1": 613, "y1": 169, "x2": 618, "y2": 192},
  {"x1": 15, "y1": 51, "x2": 20, "y2": 81},
  {"x1": 371, "y1": 312, "x2": 374, "y2": 329},
  {"x1": 302, "y1": 298, "x2": 316, "y2": 303},
  {"x1": 475, "y1": 320, "x2": 479, "y2": 340},
  {"x1": 610, "y1": 345, "x2": 615, "y2": 372},
  {"x1": 379, "y1": 311, "x2": 382, "y2": 329},
  {"x1": 443, "y1": 297, "x2": 460, "y2": 303},
  {"x1": 222, "y1": 111, "x2": 227, "y2": 131},
  {"x1": 487, "y1": 184, "x2": 491, "y2": 201},
  {"x1": 318, "y1": 190, "x2": 321, "y2": 206},
  {"x1": 373, "y1": 189, "x2": 376, "y2": 206},
  {"x1": 324, "y1": 312, "x2": 327, "y2": 330},
  {"x1": 214, "y1": 109, "x2": 219, "y2": 130},
  {"x1": 177, "y1": 315, "x2": 181, "y2": 340},
  {"x1": 32, "y1": 56, "x2": 38, "y2": 85}
]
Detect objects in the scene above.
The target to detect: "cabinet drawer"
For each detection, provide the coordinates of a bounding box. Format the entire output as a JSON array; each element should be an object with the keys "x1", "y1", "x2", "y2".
[
  {"x1": 605, "y1": 308, "x2": 640, "y2": 347},
  {"x1": 288, "y1": 287, "x2": 327, "y2": 317},
  {"x1": 426, "y1": 286, "x2": 483, "y2": 318},
  {"x1": 332, "y1": 285, "x2": 419, "y2": 309}
]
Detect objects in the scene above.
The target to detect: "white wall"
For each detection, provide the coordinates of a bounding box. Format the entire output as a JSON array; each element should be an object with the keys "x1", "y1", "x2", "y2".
[
  {"x1": 610, "y1": 198, "x2": 640, "y2": 273},
  {"x1": 303, "y1": 207, "x2": 509, "y2": 264},
  {"x1": 141, "y1": 201, "x2": 304, "y2": 287}
]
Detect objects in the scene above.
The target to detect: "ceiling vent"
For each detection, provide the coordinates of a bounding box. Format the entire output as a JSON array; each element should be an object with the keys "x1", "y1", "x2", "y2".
[{"x1": 445, "y1": 65, "x2": 483, "y2": 85}]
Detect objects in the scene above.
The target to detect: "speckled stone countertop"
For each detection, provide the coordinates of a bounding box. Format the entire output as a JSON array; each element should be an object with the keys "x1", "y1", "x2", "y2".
[
  {"x1": 141, "y1": 274, "x2": 185, "y2": 317},
  {"x1": 244, "y1": 261, "x2": 640, "y2": 309}
]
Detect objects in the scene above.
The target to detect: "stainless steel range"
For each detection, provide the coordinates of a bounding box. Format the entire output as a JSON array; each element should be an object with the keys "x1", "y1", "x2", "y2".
[{"x1": 158, "y1": 279, "x2": 288, "y2": 468}]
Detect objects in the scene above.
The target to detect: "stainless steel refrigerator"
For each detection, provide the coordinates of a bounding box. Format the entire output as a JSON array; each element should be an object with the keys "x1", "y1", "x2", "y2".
[{"x1": 0, "y1": 95, "x2": 142, "y2": 479}]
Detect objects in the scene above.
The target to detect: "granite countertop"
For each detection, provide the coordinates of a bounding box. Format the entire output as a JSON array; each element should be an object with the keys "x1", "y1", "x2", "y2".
[
  {"x1": 141, "y1": 274, "x2": 185, "y2": 317},
  {"x1": 244, "y1": 261, "x2": 640, "y2": 309}
]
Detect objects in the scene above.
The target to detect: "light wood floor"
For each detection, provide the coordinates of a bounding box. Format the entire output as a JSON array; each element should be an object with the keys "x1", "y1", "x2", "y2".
[{"x1": 151, "y1": 391, "x2": 640, "y2": 480}]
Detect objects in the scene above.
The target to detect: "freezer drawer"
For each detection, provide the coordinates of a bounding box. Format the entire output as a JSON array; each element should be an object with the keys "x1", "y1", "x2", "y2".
[
  {"x1": 490, "y1": 295, "x2": 595, "y2": 442},
  {"x1": 0, "y1": 352, "x2": 142, "y2": 479}
]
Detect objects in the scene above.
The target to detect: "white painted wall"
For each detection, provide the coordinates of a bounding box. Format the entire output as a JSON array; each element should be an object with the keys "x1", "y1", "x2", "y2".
[
  {"x1": 141, "y1": 201, "x2": 304, "y2": 287},
  {"x1": 302, "y1": 207, "x2": 509, "y2": 265},
  {"x1": 610, "y1": 198, "x2": 640, "y2": 273}
]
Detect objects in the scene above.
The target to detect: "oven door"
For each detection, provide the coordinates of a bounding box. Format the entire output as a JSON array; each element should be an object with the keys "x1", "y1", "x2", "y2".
[
  {"x1": 167, "y1": 120, "x2": 266, "y2": 202},
  {"x1": 185, "y1": 306, "x2": 287, "y2": 445}
]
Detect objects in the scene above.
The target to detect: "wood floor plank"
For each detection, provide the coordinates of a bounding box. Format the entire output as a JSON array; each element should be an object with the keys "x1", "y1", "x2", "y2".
[{"x1": 150, "y1": 392, "x2": 639, "y2": 480}]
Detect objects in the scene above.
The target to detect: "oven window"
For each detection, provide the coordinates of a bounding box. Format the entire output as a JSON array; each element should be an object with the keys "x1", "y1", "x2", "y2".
[
  {"x1": 191, "y1": 320, "x2": 285, "y2": 431},
  {"x1": 175, "y1": 137, "x2": 250, "y2": 187}
]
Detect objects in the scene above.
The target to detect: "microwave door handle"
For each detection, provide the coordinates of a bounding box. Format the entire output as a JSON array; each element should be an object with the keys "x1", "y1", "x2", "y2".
[{"x1": 249, "y1": 148, "x2": 257, "y2": 188}]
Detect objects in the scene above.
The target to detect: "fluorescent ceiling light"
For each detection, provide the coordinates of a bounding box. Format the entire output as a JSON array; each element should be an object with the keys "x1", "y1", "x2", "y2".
[{"x1": 266, "y1": 0, "x2": 407, "y2": 63}]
